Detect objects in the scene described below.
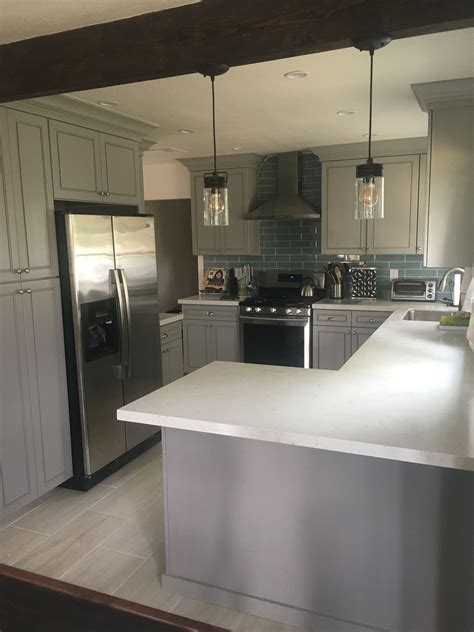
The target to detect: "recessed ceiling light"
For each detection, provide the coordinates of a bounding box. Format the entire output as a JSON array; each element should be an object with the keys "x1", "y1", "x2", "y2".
[
  {"x1": 179, "y1": 128, "x2": 195, "y2": 134},
  {"x1": 337, "y1": 110, "x2": 356, "y2": 116},
  {"x1": 284, "y1": 70, "x2": 309, "y2": 79},
  {"x1": 98, "y1": 100, "x2": 119, "y2": 108}
]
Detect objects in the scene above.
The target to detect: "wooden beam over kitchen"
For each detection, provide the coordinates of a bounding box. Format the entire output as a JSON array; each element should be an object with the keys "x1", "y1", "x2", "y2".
[{"x1": 1, "y1": 0, "x2": 473, "y2": 103}]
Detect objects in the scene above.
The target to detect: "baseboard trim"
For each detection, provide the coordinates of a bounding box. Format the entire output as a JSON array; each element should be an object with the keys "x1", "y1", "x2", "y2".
[{"x1": 162, "y1": 574, "x2": 382, "y2": 632}]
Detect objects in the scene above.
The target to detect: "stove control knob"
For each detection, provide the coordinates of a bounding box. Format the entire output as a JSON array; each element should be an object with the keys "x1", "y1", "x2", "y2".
[
  {"x1": 270, "y1": 307, "x2": 277, "y2": 313},
  {"x1": 286, "y1": 308, "x2": 293, "y2": 315},
  {"x1": 296, "y1": 309, "x2": 302, "y2": 314},
  {"x1": 255, "y1": 307, "x2": 262, "y2": 313},
  {"x1": 245, "y1": 307, "x2": 253, "y2": 312}
]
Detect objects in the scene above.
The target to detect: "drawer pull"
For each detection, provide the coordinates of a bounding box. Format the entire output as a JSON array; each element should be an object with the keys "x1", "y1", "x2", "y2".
[
  {"x1": 161, "y1": 333, "x2": 168, "y2": 339},
  {"x1": 368, "y1": 319, "x2": 377, "y2": 323},
  {"x1": 327, "y1": 316, "x2": 336, "y2": 321},
  {"x1": 206, "y1": 311, "x2": 214, "y2": 316}
]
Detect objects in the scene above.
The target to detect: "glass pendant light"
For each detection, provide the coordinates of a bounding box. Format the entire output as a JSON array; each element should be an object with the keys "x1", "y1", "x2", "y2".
[
  {"x1": 199, "y1": 64, "x2": 230, "y2": 226},
  {"x1": 352, "y1": 35, "x2": 391, "y2": 220}
]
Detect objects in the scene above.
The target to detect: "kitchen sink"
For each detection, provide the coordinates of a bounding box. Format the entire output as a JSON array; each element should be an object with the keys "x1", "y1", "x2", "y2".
[{"x1": 402, "y1": 309, "x2": 451, "y2": 321}]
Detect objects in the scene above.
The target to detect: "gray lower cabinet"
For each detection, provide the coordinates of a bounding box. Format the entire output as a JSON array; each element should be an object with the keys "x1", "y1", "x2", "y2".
[
  {"x1": 183, "y1": 306, "x2": 240, "y2": 373},
  {"x1": 312, "y1": 325, "x2": 352, "y2": 370},
  {"x1": 351, "y1": 327, "x2": 377, "y2": 355},
  {"x1": 0, "y1": 279, "x2": 72, "y2": 520},
  {"x1": 160, "y1": 321, "x2": 184, "y2": 386},
  {"x1": 313, "y1": 310, "x2": 391, "y2": 370},
  {"x1": 0, "y1": 107, "x2": 57, "y2": 284},
  {"x1": 0, "y1": 283, "x2": 38, "y2": 516}
]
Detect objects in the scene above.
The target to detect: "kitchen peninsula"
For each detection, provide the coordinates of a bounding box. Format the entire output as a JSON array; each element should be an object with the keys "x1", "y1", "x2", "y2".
[{"x1": 118, "y1": 307, "x2": 473, "y2": 631}]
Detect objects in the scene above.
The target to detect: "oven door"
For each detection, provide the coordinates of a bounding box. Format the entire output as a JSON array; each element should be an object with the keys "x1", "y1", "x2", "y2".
[{"x1": 240, "y1": 316, "x2": 311, "y2": 368}]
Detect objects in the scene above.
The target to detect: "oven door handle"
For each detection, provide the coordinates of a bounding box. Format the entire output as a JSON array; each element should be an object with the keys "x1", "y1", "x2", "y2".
[{"x1": 239, "y1": 316, "x2": 309, "y2": 325}]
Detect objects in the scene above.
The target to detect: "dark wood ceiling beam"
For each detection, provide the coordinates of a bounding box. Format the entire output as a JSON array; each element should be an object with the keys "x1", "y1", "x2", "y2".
[{"x1": 1, "y1": 0, "x2": 473, "y2": 103}]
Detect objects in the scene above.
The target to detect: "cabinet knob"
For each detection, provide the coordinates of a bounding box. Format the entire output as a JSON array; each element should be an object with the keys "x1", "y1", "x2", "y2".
[
  {"x1": 25, "y1": 288, "x2": 32, "y2": 293},
  {"x1": 18, "y1": 289, "x2": 24, "y2": 294},
  {"x1": 23, "y1": 268, "x2": 30, "y2": 273},
  {"x1": 352, "y1": 331, "x2": 357, "y2": 335},
  {"x1": 98, "y1": 191, "x2": 104, "y2": 196},
  {"x1": 161, "y1": 333, "x2": 168, "y2": 339},
  {"x1": 416, "y1": 246, "x2": 423, "y2": 252},
  {"x1": 206, "y1": 311, "x2": 214, "y2": 316},
  {"x1": 105, "y1": 192, "x2": 110, "y2": 197},
  {"x1": 346, "y1": 331, "x2": 351, "y2": 334}
]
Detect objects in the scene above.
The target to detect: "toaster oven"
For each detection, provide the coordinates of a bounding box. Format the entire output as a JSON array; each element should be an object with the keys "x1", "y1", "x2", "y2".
[{"x1": 391, "y1": 278, "x2": 437, "y2": 302}]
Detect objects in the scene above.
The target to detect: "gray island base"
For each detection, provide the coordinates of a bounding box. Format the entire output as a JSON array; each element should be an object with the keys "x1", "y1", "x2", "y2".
[{"x1": 161, "y1": 427, "x2": 472, "y2": 632}]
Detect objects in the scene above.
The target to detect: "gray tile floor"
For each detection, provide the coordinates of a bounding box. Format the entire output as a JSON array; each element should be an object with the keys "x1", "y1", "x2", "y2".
[{"x1": 0, "y1": 443, "x2": 301, "y2": 631}]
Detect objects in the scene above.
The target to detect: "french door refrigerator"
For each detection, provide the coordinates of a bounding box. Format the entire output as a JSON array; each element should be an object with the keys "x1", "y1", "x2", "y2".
[{"x1": 57, "y1": 212, "x2": 162, "y2": 489}]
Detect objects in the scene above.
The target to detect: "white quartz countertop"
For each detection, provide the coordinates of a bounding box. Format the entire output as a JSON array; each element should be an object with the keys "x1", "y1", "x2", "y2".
[
  {"x1": 159, "y1": 313, "x2": 183, "y2": 326},
  {"x1": 178, "y1": 295, "x2": 240, "y2": 307},
  {"x1": 119, "y1": 307, "x2": 473, "y2": 471},
  {"x1": 313, "y1": 298, "x2": 449, "y2": 311}
]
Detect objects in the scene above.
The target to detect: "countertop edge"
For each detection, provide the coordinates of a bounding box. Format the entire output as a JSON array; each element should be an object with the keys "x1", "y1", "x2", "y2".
[{"x1": 117, "y1": 408, "x2": 473, "y2": 471}]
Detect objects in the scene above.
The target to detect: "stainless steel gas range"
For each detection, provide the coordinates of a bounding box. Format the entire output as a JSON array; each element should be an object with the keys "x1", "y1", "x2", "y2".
[{"x1": 239, "y1": 272, "x2": 326, "y2": 368}]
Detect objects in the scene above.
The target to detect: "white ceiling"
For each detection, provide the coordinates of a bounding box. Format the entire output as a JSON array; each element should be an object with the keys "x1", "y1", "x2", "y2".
[
  {"x1": 69, "y1": 28, "x2": 473, "y2": 165},
  {"x1": 0, "y1": 0, "x2": 199, "y2": 44}
]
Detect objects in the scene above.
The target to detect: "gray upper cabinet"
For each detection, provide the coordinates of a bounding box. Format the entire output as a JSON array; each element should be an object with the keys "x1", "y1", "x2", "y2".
[
  {"x1": 321, "y1": 160, "x2": 367, "y2": 254},
  {"x1": 50, "y1": 120, "x2": 141, "y2": 205},
  {"x1": 366, "y1": 155, "x2": 420, "y2": 254},
  {"x1": 49, "y1": 120, "x2": 102, "y2": 202},
  {"x1": 100, "y1": 133, "x2": 141, "y2": 205},
  {"x1": 181, "y1": 154, "x2": 261, "y2": 256},
  {"x1": 0, "y1": 279, "x2": 72, "y2": 520},
  {"x1": 320, "y1": 148, "x2": 425, "y2": 255},
  {"x1": 0, "y1": 109, "x2": 21, "y2": 284},
  {"x1": 0, "y1": 108, "x2": 57, "y2": 283},
  {"x1": 7, "y1": 109, "x2": 58, "y2": 281},
  {"x1": 0, "y1": 283, "x2": 37, "y2": 518}
]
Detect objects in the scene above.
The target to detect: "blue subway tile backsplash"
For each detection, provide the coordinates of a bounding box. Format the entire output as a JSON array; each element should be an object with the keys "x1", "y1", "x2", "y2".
[{"x1": 203, "y1": 154, "x2": 452, "y2": 299}]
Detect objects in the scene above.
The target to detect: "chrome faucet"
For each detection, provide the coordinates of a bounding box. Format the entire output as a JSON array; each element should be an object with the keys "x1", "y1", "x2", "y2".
[{"x1": 438, "y1": 268, "x2": 465, "y2": 307}]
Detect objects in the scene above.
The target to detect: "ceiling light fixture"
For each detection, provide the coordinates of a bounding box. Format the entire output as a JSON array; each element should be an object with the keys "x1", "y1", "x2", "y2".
[
  {"x1": 352, "y1": 34, "x2": 391, "y2": 220},
  {"x1": 284, "y1": 70, "x2": 309, "y2": 79},
  {"x1": 179, "y1": 128, "x2": 195, "y2": 134},
  {"x1": 337, "y1": 110, "x2": 356, "y2": 116},
  {"x1": 198, "y1": 63, "x2": 230, "y2": 227},
  {"x1": 98, "y1": 100, "x2": 119, "y2": 108}
]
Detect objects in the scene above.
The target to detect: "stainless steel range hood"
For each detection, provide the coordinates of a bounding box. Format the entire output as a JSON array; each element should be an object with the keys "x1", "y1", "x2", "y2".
[{"x1": 247, "y1": 152, "x2": 320, "y2": 220}]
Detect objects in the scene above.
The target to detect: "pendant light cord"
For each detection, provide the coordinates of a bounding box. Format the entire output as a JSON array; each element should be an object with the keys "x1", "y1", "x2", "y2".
[
  {"x1": 211, "y1": 75, "x2": 217, "y2": 174},
  {"x1": 368, "y1": 49, "x2": 374, "y2": 162}
]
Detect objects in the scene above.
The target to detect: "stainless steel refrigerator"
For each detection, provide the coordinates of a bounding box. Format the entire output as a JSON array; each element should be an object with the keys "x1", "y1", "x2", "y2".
[{"x1": 57, "y1": 212, "x2": 162, "y2": 489}]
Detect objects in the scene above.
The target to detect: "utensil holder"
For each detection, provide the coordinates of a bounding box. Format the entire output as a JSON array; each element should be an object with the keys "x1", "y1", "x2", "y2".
[{"x1": 330, "y1": 284, "x2": 342, "y2": 299}]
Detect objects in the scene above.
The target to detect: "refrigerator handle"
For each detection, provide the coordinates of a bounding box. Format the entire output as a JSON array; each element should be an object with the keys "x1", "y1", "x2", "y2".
[
  {"x1": 111, "y1": 268, "x2": 128, "y2": 380},
  {"x1": 118, "y1": 268, "x2": 133, "y2": 379}
]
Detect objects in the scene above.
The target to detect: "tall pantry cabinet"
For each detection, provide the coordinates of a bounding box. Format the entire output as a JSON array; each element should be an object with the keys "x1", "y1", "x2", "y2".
[{"x1": 0, "y1": 107, "x2": 72, "y2": 520}]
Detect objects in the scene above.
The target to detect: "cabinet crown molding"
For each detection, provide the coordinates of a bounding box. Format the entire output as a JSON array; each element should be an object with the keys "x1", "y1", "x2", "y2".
[
  {"x1": 412, "y1": 78, "x2": 474, "y2": 112},
  {"x1": 311, "y1": 137, "x2": 428, "y2": 162},
  {"x1": 5, "y1": 94, "x2": 159, "y2": 149},
  {"x1": 179, "y1": 153, "x2": 263, "y2": 172}
]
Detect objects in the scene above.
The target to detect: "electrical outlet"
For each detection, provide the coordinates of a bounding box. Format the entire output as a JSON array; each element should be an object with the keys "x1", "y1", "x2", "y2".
[{"x1": 390, "y1": 269, "x2": 398, "y2": 280}]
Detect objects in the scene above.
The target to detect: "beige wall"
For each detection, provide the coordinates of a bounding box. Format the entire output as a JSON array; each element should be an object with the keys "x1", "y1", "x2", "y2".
[{"x1": 143, "y1": 160, "x2": 190, "y2": 200}]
